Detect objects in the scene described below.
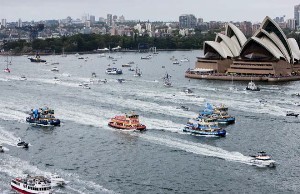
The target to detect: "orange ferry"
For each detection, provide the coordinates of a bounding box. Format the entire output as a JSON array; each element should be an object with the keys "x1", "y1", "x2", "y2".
[{"x1": 108, "y1": 113, "x2": 146, "y2": 131}]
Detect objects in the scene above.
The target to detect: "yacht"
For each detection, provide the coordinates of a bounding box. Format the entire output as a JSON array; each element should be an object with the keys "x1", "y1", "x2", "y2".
[
  {"x1": 51, "y1": 67, "x2": 59, "y2": 72},
  {"x1": 11, "y1": 175, "x2": 52, "y2": 194},
  {"x1": 48, "y1": 173, "x2": 66, "y2": 187},
  {"x1": 106, "y1": 67, "x2": 122, "y2": 75},
  {"x1": 250, "y1": 151, "x2": 276, "y2": 167}
]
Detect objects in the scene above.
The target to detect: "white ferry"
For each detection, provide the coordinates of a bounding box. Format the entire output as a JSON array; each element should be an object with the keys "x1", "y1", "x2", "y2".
[{"x1": 11, "y1": 175, "x2": 52, "y2": 194}]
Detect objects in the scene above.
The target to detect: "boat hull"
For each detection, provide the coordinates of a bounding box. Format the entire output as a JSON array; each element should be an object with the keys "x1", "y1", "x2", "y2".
[
  {"x1": 108, "y1": 122, "x2": 146, "y2": 131},
  {"x1": 183, "y1": 127, "x2": 226, "y2": 137},
  {"x1": 26, "y1": 117, "x2": 60, "y2": 126},
  {"x1": 11, "y1": 185, "x2": 52, "y2": 194},
  {"x1": 29, "y1": 58, "x2": 46, "y2": 63}
]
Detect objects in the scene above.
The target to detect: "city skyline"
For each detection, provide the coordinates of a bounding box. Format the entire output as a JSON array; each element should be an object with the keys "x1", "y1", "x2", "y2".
[{"x1": 1, "y1": 0, "x2": 299, "y2": 23}]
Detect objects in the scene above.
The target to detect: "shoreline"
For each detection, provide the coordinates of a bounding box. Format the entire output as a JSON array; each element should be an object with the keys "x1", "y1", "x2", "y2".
[
  {"x1": 0, "y1": 49, "x2": 195, "y2": 56},
  {"x1": 185, "y1": 73, "x2": 300, "y2": 82}
]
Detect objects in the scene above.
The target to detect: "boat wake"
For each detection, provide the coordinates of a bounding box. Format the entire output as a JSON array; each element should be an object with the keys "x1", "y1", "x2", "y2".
[
  {"x1": 139, "y1": 134, "x2": 271, "y2": 167},
  {"x1": 0, "y1": 154, "x2": 115, "y2": 194}
]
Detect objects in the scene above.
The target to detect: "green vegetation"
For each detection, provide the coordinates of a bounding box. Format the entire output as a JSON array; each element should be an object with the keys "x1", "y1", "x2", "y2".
[{"x1": 2, "y1": 31, "x2": 217, "y2": 54}]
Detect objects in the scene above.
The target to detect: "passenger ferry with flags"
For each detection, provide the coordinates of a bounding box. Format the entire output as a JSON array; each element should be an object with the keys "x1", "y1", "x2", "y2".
[
  {"x1": 11, "y1": 175, "x2": 52, "y2": 194},
  {"x1": 108, "y1": 112, "x2": 146, "y2": 131},
  {"x1": 26, "y1": 107, "x2": 60, "y2": 126},
  {"x1": 183, "y1": 119, "x2": 226, "y2": 137}
]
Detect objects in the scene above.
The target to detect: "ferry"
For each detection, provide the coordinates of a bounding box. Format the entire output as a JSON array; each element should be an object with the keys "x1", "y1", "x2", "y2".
[
  {"x1": 108, "y1": 113, "x2": 146, "y2": 131},
  {"x1": 11, "y1": 175, "x2": 52, "y2": 194},
  {"x1": 106, "y1": 67, "x2": 122, "y2": 75},
  {"x1": 28, "y1": 54, "x2": 46, "y2": 63},
  {"x1": 183, "y1": 121, "x2": 226, "y2": 137},
  {"x1": 26, "y1": 107, "x2": 60, "y2": 126}
]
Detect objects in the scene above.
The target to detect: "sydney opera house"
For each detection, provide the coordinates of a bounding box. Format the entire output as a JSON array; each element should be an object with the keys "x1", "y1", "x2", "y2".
[{"x1": 185, "y1": 16, "x2": 300, "y2": 81}]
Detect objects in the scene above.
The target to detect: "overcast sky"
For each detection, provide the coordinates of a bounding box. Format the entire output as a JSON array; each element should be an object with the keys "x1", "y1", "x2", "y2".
[{"x1": 1, "y1": 0, "x2": 299, "y2": 23}]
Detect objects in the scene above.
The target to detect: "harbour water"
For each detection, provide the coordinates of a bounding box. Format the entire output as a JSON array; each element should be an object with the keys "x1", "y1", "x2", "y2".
[{"x1": 0, "y1": 51, "x2": 300, "y2": 193}]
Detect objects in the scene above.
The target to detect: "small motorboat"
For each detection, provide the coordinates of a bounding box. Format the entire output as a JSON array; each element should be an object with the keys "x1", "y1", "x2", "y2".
[
  {"x1": 79, "y1": 83, "x2": 91, "y2": 89},
  {"x1": 250, "y1": 151, "x2": 276, "y2": 167},
  {"x1": 246, "y1": 81, "x2": 260, "y2": 91},
  {"x1": 122, "y1": 63, "x2": 131, "y2": 67},
  {"x1": 91, "y1": 72, "x2": 97, "y2": 78},
  {"x1": 179, "y1": 105, "x2": 190, "y2": 111},
  {"x1": 3, "y1": 68, "x2": 10, "y2": 73},
  {"x1": 0, "y1": 145, "x2": 4, "y2": 153},
  {"x1": 48, "y1": 173, "x2": 66, "y2": 186},
  {"x1": 19, "y1": 75, "x2": 27, "y2": 81},
  {"x1": 17, "y1": 139, "x2": 29, "y2": 148},
  {"x1": 117, "y1": 78, "x2": 126, "y2": 83},
  {"x1": 51, "y1": 67, "x2": 59, "y2": 72},
  {"x1": 286, "y1": 111, "x2": 299, "y2": 117}
]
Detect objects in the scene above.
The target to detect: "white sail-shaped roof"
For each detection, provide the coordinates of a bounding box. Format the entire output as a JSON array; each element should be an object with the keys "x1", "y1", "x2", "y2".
[
  {"x1": 288, "y1": 38, "x2": 300, "y2": 61},
  {"x1": 215, "y1": 33, "x2": 240, "y2": 57},
  {"x1": 260, "y1": 16, "x2": 292, "y2": 58},
  {"x1": 254, "y1": 29, "x2": 290, "y2": 62},
  {"x1": 226, "y1": 23, "x2": 247, "y2": 47},
  {"x1": 204, "y1": 41, "x2": 233, "y2": 58},
  {"x1": 241, "y1": 37, "x2": 284, "y2": 59}
]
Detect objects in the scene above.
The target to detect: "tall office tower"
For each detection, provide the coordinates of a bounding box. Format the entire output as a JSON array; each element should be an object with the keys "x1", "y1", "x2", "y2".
[
  {"x1": 18, "y1": 18, "x2": 22, "y2": 27},
  {"x1": 113, "y1": 15, "x2": 118, "y2": 22},
  {"x1": 1, "y1": 19, "x2": 7, "y2": 28},
  {"x1": 287, "y1": 19, "x2": 296, "y2": 30},
  {"x1": 294, "y1": 4, "x2": 300, "y2": 27},
  {"x1": 179, "y1": 14, "x2": 197, "y2": 29},
  {"x1": 119, "y1": 15, "x2": 125, "y2": 23},
  {"x1": 107, "y1": 14, "x2": 113, "y2": 26},
  {"x1": 90, "y1": 15, "x2": 95, "y2": 24}
]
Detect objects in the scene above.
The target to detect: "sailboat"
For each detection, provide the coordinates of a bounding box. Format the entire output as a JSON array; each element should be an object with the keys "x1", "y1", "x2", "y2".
[
  {"x1": 133, "y1": 65, "x2": 142, "y2": 77},
  {"x1": 163, "y1": 72, "x2": 172, "y2": 87},
  {"x1": 3, "y1": 53, "x2": 11, "y2": 73}
]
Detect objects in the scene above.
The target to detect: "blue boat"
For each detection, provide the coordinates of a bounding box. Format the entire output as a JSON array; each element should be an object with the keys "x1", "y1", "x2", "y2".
[
  {"x1": 183, "y1": 122, "x2": 226, "y2": 137},
  {"x1": 26, "y1": 107, "x2": 60, "y2": 126},
  {"x1": 198, "y1": 103, "x2": 235, "y2": 125}
]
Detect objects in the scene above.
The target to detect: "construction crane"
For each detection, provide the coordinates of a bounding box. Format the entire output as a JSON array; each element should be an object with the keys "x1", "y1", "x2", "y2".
[{"x1": 16, "y1": 24, "x2": 44, "y2": 41}]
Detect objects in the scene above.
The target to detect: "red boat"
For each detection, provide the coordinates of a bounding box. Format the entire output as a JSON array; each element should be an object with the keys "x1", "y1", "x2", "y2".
[{"x1": 108, "y1": 113, "x2": 146, "y2": 131}]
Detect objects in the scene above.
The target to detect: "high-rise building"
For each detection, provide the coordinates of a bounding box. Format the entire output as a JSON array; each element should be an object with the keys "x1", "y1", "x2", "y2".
[
  {"x1": 119, "y1": 15, "x2": 125, "y2": 23},
  {"x1": 107, "y1": 14, "x2": 112, "y2": 26},
  {"x1": 1, "y1": 18, "x2": 7, "y2": 28},
  {"x1": 294, "y1": 4, "x2": 300, "y2": 27},
  {"x1": 179, "y1": 14, "x2": 197, "y2": 29},
  {"x1": 18, "y1": 18, "x2": 22, "y2": 27},
  {"x1": 113, "y1": 15, "x2": 118, "y2": 22},
  {"x1": 90, "y1": 15, "x2": 95, "y2": 24},
  {"x1": 287, "y1": 18, "x2": 296, "y2": 30}
]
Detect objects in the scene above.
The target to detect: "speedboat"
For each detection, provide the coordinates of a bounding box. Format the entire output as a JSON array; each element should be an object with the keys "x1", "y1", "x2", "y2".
[
  {"x1": 106, "y1": 67, "x2": 122, "y2": 75},
  {"x1": 180, "y1": 58, "x2": 189, "y2": 62},
  {"x1": 26, "y1": 107, "x2": 61, "y2": 126},
  {"x1": 172, "y1": 60, "x2": 180, "y2": 65},
  {"x1": 179, "y1": 105, "x2": 190, "y2": 111},
  {"x1": 246, "y1": 81, "x2": 260, "y2": 91},
  {"x1": 250, "y1": 151, "x2": 276, "y2": 167},
  {"x1": 19, "y1": 75, "x2": 27, "y2": 81},
  {"x1": 117, "y1": 78, "x2": 126, "y2": 83},
  {"x1": 286, "y1": 111, "x2": 299, "y2": 117},
  {"x1": 122, "y1": 63, "x2": 131, "y2": 67},
  {"x1": 3, "y1": 68, "x2": 10, "y2": 73},
  {"x1": 79, "y1": 83, "x2": 91, "y2": 89},
  {"x1": 184, "y1": 88, "x2": 194, "y2": 96},
  {"x1": 0, "y1": 145, "x2": 4, "y2": 153},
  {"x1": 17, "y1": 139, "x2": 29, "y2": 148},
  {"x1": 48, "y1": 173, "x2": 66, "y2": 187},
  {"x1": 11, "y1": 175, "x2": 52, "y2": 194},
  {"x1": 108, "y1": 113, "x2": 146, "y2": 131},
  {"x1": 51, "y1": 67, "x2": 59, "y2": 72}
]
